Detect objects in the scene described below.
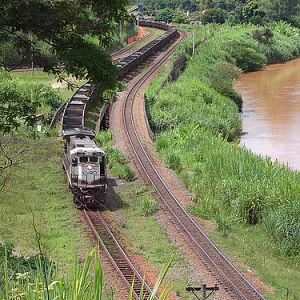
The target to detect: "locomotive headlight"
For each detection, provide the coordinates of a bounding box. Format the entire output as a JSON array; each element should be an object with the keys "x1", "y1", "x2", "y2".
[{"x1": 88, "y1": 165, "x2": 92, "y2": 170}]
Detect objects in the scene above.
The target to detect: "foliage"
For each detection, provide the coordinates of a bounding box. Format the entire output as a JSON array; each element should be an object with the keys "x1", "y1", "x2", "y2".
[
  {"x1": 0, "y1": 244, "x2": 173, "y2": 299},
  {"x1": 201, "y1": 8, "x2": 228, "y2": 24},
  {"x1": 0, "y1": 79, "x2": 63, "y2": 133},
  {"x1": 0, "y1": 0, "x2": 129, "y2": 89},
  {"x1": 143, "y1": 0, "x2": 199, "y2": 15},
  {"x1": 94, "y1": 131, "x2": 135, "y2": 181},
  {"x1": 154, "y1": 8, "x2": 174, "y2": 22},
  {"x1": 263, "y1": 198, "x2": 300, "y2": 256},
  {"x1": 242, "y1": 0, "x2": 266, "y2": 24},
  {"x1": 252, "y1": 27, "x2": 273, "y2": 42},
  {"x1": 146, "y1": 22, "x2": 300, "y2": 255},
  {"x1": 155, "y1": 125, "x2": 300, "y2": 251},
  {"x1": 136, "y1": 198, "x2": 158, "y2": 217}
]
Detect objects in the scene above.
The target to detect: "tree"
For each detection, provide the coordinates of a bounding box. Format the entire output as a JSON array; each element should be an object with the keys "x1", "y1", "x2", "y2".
[
  {"x1": 242, "y1": 0, "x2": 266, "y2": 24},
  {"x1": 154, "y1": 8, "x2": 175, "y2": 22},
  {"x1": 0, "y1": 0, "x2": 129, "y2": 90},
  {"x1": 201, "y1": 8, "x2": 228, "y2": 24},
  {"x1": 258, "y1": 0, "x2": 300, "y2": 22}
]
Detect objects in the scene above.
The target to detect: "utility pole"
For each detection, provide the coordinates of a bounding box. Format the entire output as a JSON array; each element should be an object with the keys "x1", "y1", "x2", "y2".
[
  {"x1": 192, "y1": 22, "x2": 195, "y2": 55},
  {"x1": 186, "y1": 284, "x2": 219, "y2": 300}
]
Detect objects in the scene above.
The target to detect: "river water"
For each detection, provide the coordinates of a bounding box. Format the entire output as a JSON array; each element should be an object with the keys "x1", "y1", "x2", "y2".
[{"x1": 235, "y1": 57, "x2": 300, "y2": 171}]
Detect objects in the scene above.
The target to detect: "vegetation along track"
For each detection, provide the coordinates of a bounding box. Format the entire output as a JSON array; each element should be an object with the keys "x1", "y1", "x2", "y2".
[
  {"x1": 82, "y1": 209, "x2": 156, "y2": 299},
  {"x1": 121, "y1": 29, "x2": 266, "y2": 300}
]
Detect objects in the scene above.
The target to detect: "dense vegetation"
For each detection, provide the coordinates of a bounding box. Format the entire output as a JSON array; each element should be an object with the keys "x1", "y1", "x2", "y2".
[
  {"x1": 0, "y1": 244, "x2": 172, "y2": 299},
  {"x1": 0, "y1": 79, "x2": 63, "y2": 134},
  {"x1": 136, "y1": 0, "x2": 300, "y2": 26},
  {"x1": 0, "y1": 0, "x2": 129, "y2": 89},
  {"x1": 146, "y1": 22, "x2": 300, "y2": 256}
]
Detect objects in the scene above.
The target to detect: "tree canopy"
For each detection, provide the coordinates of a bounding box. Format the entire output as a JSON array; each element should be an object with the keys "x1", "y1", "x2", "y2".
[{"x1": 0, "y1": 0, "x2": 129, "y2": 90}]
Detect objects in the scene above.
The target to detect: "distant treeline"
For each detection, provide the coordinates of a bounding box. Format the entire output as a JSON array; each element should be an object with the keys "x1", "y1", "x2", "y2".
[{"x1": 133, "y1": 0, "x2": 300, "y2": 26}]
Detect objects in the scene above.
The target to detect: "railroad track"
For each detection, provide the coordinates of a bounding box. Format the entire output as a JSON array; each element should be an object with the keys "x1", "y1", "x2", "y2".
[
  {"x1": 111, "y1": 29, "x2": 154, "y2": 60},
  {"x1": 120, "y1": 29, "x2": 266, "y2": 300},
  {"x1": 82, "y1": 209, "x2": 156, "y2": 299}
]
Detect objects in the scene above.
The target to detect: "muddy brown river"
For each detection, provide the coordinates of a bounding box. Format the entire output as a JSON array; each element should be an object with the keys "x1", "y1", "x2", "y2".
[{"x1": 235, "y1": 57, "x2": 300, "y2": 171}]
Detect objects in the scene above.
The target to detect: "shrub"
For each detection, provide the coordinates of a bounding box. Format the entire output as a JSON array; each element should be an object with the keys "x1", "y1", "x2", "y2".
[
  {"x1": 0, "y1": 79, "x2": 63, "y2": 132},
  {"x1": 201, "y1": 8, "x2": 227, "y2": 24},
  {"x1": 136, "y1": 198, "x2": 158, "y2": 217},
  {"x1": 263, "y1": 199, "x2": 300, "y2": 256},
  {"x1": 252, "y1": 27, "x2": 273, "y2": 42}
]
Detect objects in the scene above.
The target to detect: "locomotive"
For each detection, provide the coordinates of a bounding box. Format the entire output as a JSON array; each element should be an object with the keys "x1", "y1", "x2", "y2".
[{"x1": 62, "y1": 128, "x2": 107, "y2": 207}]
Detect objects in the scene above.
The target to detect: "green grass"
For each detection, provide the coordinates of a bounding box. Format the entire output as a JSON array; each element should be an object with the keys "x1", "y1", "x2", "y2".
[
  {"x1": 94, "y1": 131, "x2": 136, "y2": 182},
  {"x1": 211, "y1": 225, "x2": 300, "y2": 300},
  {"x1": 111, "y1": 180, "x2": 198, "y2": 299},
  {"x1": 10, "y1": 70, "x2": 83, "y2": 102},
  {"x1": 0, "y1": 245, "x2": 175, "y2": 300},
  {"x1": 0, "y1": 136, "x2": 91, "y2": 274}
]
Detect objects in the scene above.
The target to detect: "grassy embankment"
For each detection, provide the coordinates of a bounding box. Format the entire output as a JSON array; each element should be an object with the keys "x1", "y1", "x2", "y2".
[
  {"x1": 10, "y1": 71, "x2": 80, "y2": 103},
  {"x1": 146, "y1": 22, "x2": 300, "y2": 299},
  {"x1": 0, "y1": 137, "x2": 91, "y2": 271}
]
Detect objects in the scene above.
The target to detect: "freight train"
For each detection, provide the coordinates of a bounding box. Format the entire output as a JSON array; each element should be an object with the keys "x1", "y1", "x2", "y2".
[{"x1": 59, "y1": 21, "x2": 178, "y2": 207}]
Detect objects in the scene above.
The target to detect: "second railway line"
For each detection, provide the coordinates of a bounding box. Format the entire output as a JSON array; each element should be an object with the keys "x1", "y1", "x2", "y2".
[{"x1": 117, "y1": 29, "x2": 266, "y2": 300}]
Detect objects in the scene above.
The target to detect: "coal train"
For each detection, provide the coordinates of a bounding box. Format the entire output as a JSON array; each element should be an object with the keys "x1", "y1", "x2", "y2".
[{"x1": 60, "y1": 21, "x2": 178, "y2": 207}]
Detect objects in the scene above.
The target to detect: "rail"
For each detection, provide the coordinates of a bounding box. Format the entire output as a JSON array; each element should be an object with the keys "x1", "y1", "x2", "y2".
[{"x1": 83, "y1": 210, "x2": 156, "y2": 300}]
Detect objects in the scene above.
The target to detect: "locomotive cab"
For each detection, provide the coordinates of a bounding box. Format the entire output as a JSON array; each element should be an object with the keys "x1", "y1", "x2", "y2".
[{"x1": 70, "y1": 147, "x2": 106, "y2": 185}]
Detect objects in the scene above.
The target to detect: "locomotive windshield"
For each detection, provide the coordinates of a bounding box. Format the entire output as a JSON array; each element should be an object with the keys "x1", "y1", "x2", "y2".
[
  {"x1": 79, "y1": 157, "x2": 88, "y2": 163},
  {"x1": 90, "y1": 156, "x2": 98, "y2": 163},
  {"x1": 78, "y1": 156, "x2": 100, "y2": 163}
]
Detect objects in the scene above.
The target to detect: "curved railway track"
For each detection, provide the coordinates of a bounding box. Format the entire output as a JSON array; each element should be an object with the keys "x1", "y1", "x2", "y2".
[
  {"x1": 50, "y1": 26, "x2": 158, "y2": 129},
  {"x1": 120, "y1": 30, "x2": 266, "y2": 300},
  {"x1": 111, "y1": 29, "x2": 154, "y2": 60},
  {"x1": 82, "y1": 209, "x2": 156, "y2": 299}
]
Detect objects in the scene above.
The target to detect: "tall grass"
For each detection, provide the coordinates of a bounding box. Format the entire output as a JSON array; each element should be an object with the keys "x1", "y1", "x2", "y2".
[
  {"x1": 155, "y1": 125, "x2": 300, "y2": 254},
  {"x1": 94, "y1": 131, "x2": 135, "y2": 181},
  {"x1": 0, "y1": 246, "x2": 173, "y2": 299},
  {"x1": 146, "y1": 22, "x2": 300, "y2": 256}
]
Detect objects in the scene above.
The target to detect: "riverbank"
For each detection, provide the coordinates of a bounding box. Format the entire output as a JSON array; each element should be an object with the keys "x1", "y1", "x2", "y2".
[{"x1": 146, "y1": 22, "x2": 300, "y2": 299}]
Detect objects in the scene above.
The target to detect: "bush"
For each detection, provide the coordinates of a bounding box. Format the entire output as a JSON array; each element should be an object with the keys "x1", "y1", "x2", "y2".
[
  {"x1": 201, "y1": 8, "x2": 227, "y2": 24},
  {"x1": 263, "y1": 199, "x2": 300, "y2": 256},
  {"x1": 252, "y1": 27, "x2": 273, "y2": 42},
  {"x1": 0, "y1": 79, "x2": 63, "y2": 132},
  {"x1": 136, "y1": 198, "x2": 158, "y2": 217}
]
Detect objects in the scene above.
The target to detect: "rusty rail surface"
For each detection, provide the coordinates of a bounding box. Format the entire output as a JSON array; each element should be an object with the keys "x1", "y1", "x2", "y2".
[{"x1": 82, "y1": 210, "x2": 156, "y2": 300}]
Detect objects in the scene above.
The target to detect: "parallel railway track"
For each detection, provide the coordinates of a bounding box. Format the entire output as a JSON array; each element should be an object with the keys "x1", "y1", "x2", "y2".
[
  {"x1": 82, "y1": 209, "x2": 156, "y2": 299},
  {"x1": 111, "y1": 29, "x2": 154, "y2": 60},
  {"x1": 120, "y1": 29, "x2": 266, "y2": 300}
]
